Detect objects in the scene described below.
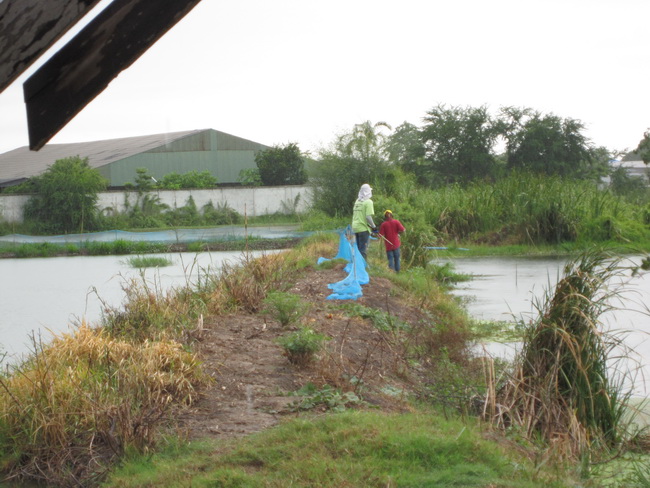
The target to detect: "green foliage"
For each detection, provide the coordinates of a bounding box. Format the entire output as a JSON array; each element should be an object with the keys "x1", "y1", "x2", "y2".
[
  {"x1": 255, "y1": 143, "x2": 307, "y2": 185},
  {"x1": 500, "y1": 250, "x2": 634, "y2": 453},
  {"x1": 298, "y1": 211, "x2": 347, "y2": 232},
  {"x1": 310, "y1": 121, "x2": 392, "y2": 215},
  {"x1": 421, "y1": 104, "x2": 501, "y2": 185},
  {"x1": 130, "y1": 168, "x2": 217, "y2": 190},
  {"x1": 133, "y1": 167, "x2": 155, "y2": 192},
  {"x1": 636, "y1": 129, "x2": 650, "y2": 164},
  {"x1": 0, "y1": 179, "x2": 37, "y2": 194},
  {"x1": 237, "y1": 168, "x2": 262, "y2": 186},
  {"x1": 384, "y1": 121, "x2": 426, "y2": 173},
  {"x1": 290, "y1": 383, "x2": 365, "y2": 412},
  {"x1": 339, "y1": 303, "x2": 409, "y2": 332},
  {"x1": 101, "y1": 195, "x2": 242, "y2": 229},
  {"x1": 104, "y1": 411, "x2": 572, "y2": 487},
  {"x1": 610, "y1": 165, "x2": 650, "y2": 203},
  {"x1": 500, "y1": 107, "x2": 595, "y2": 177},
  {"x1": 201, "y1": 201, "x2": 242, "y2": 225},
  {"x1": 126, "y1": 256, "x2": 173, "y2": 268},
  {"x1": 158, "y1": 170, "x2": 217, "y2": 190},
  {"x1": 23, "y1": 156, "x2": 107, "y2": 233},
  {"x1": 165, "y1": 196, "x2": 202, "y2": 226},
  {"x1": 262, "y1": 291, "x2": 308, "y2": 326},
  {"x1": 276, "y1": 327, "x2": 329, "y2": 366},
  {"x1": 12, "y1": 242, "x2": 63, "y2": 258}
]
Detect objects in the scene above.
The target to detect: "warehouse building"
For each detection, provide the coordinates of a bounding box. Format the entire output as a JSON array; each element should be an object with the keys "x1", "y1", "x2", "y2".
[{"x1": 0, "y1": 129, "x2": 269, "y2": 189}]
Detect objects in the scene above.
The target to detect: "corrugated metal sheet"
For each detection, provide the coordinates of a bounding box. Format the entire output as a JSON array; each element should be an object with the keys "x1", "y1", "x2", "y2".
[{"x1": 0, "y1": 129, "x2": 269, "y2": 187}]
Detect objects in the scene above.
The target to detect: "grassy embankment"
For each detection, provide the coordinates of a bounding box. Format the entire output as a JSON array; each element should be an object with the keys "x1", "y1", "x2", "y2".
[{"x1": 1, "y1": 230, "x2": 647, "y2": 486}]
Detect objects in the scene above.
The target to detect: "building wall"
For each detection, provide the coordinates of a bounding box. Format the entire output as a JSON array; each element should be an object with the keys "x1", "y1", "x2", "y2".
[
  {"x1": 105, "y1": 130, "x2": 268, "y2": 186},
  {"x1": 0, "y1": 185, "x2": 312, "y2": 224},
  {"x1": 106, "y1": 150, "x2": 259, "y2": 186}
]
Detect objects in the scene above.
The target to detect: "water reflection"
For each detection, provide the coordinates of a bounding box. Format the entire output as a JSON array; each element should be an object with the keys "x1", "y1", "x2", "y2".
[{"x1": 0, "y1": 250, "x2": 275, "y2": 362}]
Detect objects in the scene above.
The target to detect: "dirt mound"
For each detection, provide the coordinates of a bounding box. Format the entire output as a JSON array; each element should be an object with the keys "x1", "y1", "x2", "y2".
[{"x1": 178, "y1": 264, "x2": 431, "y2": 440}]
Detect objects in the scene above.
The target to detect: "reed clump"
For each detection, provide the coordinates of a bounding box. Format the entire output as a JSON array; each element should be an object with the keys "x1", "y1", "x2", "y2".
[
  {"x1": 0, "y1": 323, "x2": 209, "y2": 486},
  {"x1": 102, "y1": 276, "x2": 207, "y2": 342},
  {"x1": 488, "y1": 250, "x2": 632, "y2": 458},
  {"x1": 206, "y1": 235, "x2": 334, "y2": 315},
  {"x1": 208, "y1": 252, "x2": 289, "y2": 313}
]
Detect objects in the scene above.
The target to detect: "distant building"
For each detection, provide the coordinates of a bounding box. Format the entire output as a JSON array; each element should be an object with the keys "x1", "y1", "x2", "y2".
[
  {"x1": 616, "y1": 150, "x2": 650, "y2": 184},
  {"x1": 0, "y1": 129, "x2": 269, "y2": 189}
]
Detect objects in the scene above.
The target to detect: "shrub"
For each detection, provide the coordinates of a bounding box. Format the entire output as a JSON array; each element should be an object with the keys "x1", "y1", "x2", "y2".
[
  {"x1": 262, "y1": 291, "x2": 308, "y2": 326},
  {"x1": 276, "y1": 327, "x2": 329, "y2": 366},
  {"x1": 23, "y1": 156, "x2": 107, "y2": 233}
]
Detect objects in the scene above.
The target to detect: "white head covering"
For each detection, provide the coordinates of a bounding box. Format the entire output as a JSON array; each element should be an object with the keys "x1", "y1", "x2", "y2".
[{"x1": 357, "y1": 183, "x2": 372, "y2": 202}]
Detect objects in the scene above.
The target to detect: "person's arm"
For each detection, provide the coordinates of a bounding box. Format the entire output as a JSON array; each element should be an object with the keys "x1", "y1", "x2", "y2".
[{"x1": 366, "y1": 215, "x2": 376, "y2": 230}]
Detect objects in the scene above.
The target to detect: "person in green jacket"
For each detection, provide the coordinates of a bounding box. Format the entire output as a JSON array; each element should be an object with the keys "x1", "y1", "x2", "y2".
[{"x1": 351, "y1": 183, "x2": 376, "y2": 260}]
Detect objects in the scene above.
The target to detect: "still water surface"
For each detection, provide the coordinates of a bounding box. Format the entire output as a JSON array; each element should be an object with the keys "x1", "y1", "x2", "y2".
[
  {"x1": 2, "y1": 252, "x2": 649, "y2": 394},
  {"x1": 0, "y1": 251, "x2": 273, "y2": 362}
]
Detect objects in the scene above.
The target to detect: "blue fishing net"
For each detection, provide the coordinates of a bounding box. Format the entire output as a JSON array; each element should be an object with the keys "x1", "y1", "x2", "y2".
[
  {"x1": 0, "y1": 225, "x2": 308, "y2": 244},
  {"x1": 320, "y1": 227, "x2": 369, "y2": 300}
]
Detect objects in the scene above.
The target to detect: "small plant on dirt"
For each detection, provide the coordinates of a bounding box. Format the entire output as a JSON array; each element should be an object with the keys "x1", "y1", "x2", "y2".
[
  {"x1": 276, "y1": 327, "x2": 329, "y2": 366},
  {"x1": 339, "y1": 303, "x2": 409, "y2": 332},
  {"x1": 262, "y1": 291, "x2": 308, "y2": 326},
  {"x1": 289, "y1": 383, "x2": 366, "y2": 412}
]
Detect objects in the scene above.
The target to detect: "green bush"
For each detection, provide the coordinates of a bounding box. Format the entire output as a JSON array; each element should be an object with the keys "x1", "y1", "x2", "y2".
[
  {"x1": 263, "y1": 291, "x2": 308, "y2": 326},
  {"x1": 276, "y1": 327, "x2": 329, "y2": 366},
  {"x1": 202, "y1": 201, "x2": 242, "y2": 225}
]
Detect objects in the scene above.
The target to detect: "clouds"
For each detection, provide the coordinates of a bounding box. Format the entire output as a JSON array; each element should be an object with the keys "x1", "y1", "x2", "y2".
[{"x1": 1, "y1": 0, "x2": 648, "y2": 156}]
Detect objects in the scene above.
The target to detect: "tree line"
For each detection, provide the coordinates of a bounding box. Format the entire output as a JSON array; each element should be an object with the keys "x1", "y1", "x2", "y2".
[{"x1": 2, "y1": 104, "x2": 648, "y2": 235}]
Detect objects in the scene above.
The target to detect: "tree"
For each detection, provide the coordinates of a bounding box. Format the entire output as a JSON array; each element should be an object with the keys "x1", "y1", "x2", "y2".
[
  {"x1": 255, "y1": 143, "x2": 308, "y2": 186},
  {"x1": 421, "y1": 104, "x2": 500, "y2": 185},
  {"x1": 500, "y1": 108, "x2": 593, "y2": 177},
  {"x1": 339, "y1": 120, "x2": 391, "y2": 161},
  {"x1": 636, "y1": 129, "x2": 650, "y2": 164},
  {"x1": 385, "y1": 122, "x2": 428, "y2": 183},
  {"x1": 23, "y1": 156, "x2": 107, "y2": 233},
  {"x1": 309, "y1": 121, "x2": 392, "y2": 216},
  {"x1": 238, "y1": 168, "x2": 262, "y2": 186}
]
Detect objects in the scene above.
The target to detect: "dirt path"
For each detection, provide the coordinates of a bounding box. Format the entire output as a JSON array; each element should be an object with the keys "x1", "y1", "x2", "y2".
[{"x1": 177, "y1": 264, "x2": 430, "y2": 440}]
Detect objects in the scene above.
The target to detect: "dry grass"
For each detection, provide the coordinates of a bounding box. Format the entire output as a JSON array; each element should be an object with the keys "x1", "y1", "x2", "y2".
[{"x1": 0, "y1": 323, "x2": 209, "y2": 486}]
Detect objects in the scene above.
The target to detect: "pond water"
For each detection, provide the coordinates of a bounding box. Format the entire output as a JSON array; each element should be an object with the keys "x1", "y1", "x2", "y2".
[
  {"x1": 3, "y1": 250, "x2": 649, "y2": 395},
  {"x1": 0, "y1": 250, "x2": 276, "y2": 363},
  {"x1": 440, "y1": 255, "x2": 650, "y2": 395}
]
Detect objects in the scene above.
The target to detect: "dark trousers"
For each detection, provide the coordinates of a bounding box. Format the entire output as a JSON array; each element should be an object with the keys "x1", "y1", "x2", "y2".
[
  {"x1": 355, "y1": 231, "x2": 370, "y2": 260},
  {"x1": 386, "y1": 247, "x2": 401, "y2": 272}
]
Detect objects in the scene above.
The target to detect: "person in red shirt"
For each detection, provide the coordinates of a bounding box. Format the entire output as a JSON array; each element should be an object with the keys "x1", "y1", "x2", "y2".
[{"x1": 379, "y1": 210, "x2": 406, "y2": 272}]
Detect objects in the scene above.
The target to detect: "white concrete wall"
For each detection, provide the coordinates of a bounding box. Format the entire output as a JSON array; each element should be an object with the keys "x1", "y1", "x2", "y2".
[
  {"x1": 0, "y1": 186, "x2": 313, "y2": 223},
  {"x1": 0, "y1": 194, "x2": 29, "y2": 223}
]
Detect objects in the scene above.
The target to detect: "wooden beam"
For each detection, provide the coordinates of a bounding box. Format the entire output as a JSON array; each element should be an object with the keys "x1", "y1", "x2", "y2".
[
  {"x1": 0, "y1": 0, "x2": 102, "y2": 93},
  {"x1": 23, "y1": 0, "x2": 203, "y2": 150}
]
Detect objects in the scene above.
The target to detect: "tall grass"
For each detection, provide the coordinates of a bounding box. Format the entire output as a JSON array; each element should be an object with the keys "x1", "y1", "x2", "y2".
[
  {"x1": 488, "y1": 249, "x2": 635, "y2": 457},
  {"x1": 0, "y1": 324, "x2": 209, "y2": 486},
  {"x1": 381, "y1": 172, "x2": 646, "y2": 246}
]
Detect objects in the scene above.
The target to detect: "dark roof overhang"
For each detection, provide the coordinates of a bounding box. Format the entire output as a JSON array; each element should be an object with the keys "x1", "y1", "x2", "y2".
[{"x1": 1, "y1": 0, "x2": 203, "y2": 151}]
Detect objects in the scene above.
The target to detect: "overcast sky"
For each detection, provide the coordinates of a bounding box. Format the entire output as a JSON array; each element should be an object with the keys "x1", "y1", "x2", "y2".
[{"x1": 1, "y1": 0, "x2": 648, "y2": 156}]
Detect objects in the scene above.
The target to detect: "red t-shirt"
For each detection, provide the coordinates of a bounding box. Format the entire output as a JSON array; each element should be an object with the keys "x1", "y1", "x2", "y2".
[{"x1": 379, "y1": 218, "x2": 405, "y2": 251}]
